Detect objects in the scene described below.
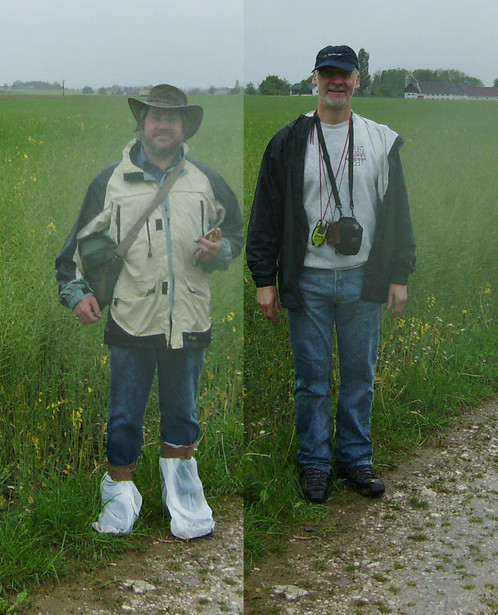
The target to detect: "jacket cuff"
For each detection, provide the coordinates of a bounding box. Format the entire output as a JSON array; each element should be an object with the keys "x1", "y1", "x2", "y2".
[
  {"x1": 389, "y1": 272, "x2": 410, "y2": 286},
  {"x1": 253, "y1": 275, "x2": 277, "y2": 288},
  {"x1": 59, "y1": 279, "x2": 94, "y2": 310}
]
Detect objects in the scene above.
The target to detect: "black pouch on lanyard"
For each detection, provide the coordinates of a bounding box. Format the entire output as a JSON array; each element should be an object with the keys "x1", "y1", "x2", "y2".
[
  {"x1": 336, "y1": 216, "x2": 363, "y2": 255},
  {"x1": 315, "y1": 115, "x2": 363, "y2": 256}
]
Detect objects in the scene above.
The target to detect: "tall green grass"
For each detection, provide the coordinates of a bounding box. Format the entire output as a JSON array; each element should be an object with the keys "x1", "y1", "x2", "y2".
[
  {"x1": 0, "y1": 94, "x2": 243, "y2": 603},
  {"x1": 243, "y1": 97, "x2": 497, "y2": 563}
]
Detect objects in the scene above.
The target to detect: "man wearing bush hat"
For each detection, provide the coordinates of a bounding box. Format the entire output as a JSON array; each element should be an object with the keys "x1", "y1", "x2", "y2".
[
  {"x1": 56, "y1": 84, "x2": 242, "y2": 537},
  {"x1": 247, "y1": 45, "x2": 416, "y2": 503}
]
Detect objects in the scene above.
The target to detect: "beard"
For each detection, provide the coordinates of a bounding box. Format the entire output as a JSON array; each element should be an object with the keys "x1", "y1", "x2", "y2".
[
  {"x1": 141, "y1": 130, "x2": 183, "y2": 162},
  {"x1": 320, "y1": 89, "x2": 352, "y2": 110}
]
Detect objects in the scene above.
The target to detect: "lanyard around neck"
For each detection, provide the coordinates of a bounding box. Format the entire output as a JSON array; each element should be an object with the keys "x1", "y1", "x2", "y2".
[{"x1": 314, "y1": 114, "x2": 355, "y2": 218}]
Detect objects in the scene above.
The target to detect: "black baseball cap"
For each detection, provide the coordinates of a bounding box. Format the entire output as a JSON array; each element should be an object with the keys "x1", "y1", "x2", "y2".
[{"x1": 313, "y1": 45, "x2": 359, "y2": 72}]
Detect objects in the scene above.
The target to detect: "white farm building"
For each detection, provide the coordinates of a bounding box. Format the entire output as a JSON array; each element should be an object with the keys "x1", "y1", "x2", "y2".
[{"x1": 404, "y1": 81, "x2": 498, "y2": 100}]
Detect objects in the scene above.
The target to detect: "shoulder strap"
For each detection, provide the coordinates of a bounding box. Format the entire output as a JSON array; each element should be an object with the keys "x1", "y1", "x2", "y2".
[
  {"x1": 114, "y1": 158, "x2": 185, "y2": 259},
  {"x1": 314, "y1": 114, "x2": 355, "y2": 217}
]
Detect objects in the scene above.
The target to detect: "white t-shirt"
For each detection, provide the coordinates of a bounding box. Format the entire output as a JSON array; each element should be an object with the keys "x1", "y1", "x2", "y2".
[{"x1": 303, "y1": 112, "x2": 379, "y2": 270}]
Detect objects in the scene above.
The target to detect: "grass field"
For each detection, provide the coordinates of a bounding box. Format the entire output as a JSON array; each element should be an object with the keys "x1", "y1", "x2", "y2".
[
  {"x1": 0, "y1": 94, "x2": 243, "y2": 609},
  {"x1": 243, "y1": 96, "x2": 497, "y2": 563},
  {"x1": 0, "y1": 92, "x2": 497, "y2": 607}
]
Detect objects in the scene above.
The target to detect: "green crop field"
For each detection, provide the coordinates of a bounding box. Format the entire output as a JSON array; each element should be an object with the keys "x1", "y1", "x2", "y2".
[
  {"x1": 243, "y1": 96, "x2": 497, "y2": 563},
  {"x1": 0, "y1": 91, "x2": 496, "y2": 606},
  {"x1": 0, "y1": 94, "x2": 243, "y2": 607}
]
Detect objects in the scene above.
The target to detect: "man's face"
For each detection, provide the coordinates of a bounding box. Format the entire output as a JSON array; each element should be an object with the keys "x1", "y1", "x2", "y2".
[
  {"x1": 313, "y1": 67, "x2": 360, "y2": 111},
  {"x1": 141, "y1": 108, "x2": 184, "y2": 160}
]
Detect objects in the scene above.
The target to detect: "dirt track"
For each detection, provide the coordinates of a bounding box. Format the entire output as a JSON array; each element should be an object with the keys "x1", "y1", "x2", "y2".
[
  {"x1": 20, "y1": 497, "x2": 243, "y2": 615},
  {"x1": 16, "y1": 400, "x2": 497, "y2": 615},
  {"x1": 245, "y1": 401, "x2": 497, "y2": 615}
]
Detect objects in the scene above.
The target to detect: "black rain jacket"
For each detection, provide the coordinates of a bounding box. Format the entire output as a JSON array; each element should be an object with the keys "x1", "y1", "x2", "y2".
[{"x1": 246, "y1": 114, "x2": 416, "y2": 308}]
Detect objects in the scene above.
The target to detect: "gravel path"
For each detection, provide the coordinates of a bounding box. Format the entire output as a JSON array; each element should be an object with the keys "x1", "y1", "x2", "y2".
[
  {"x1": 22, "y1": 497, "x2": 243, "y2": 615},
  {"x1": 245, "y1": 401, "x2": 497, "y2": 615},
  {"x1": 16, "y1": 401, "x2": 497, "y2": 614}
]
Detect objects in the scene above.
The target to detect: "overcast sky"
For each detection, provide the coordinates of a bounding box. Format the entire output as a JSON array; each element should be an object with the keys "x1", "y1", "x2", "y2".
[
  {"x1": 245, "y1": 0, "x2": 498, "y2": 87},
  {"x1": 1, "y1": 0, "x2": 496, "y2": 89}
]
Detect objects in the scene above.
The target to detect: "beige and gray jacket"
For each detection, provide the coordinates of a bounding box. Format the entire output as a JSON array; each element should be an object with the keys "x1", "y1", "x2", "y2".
[{"x1": 56, "y1": 139, "x2": 243, "y2": 349}]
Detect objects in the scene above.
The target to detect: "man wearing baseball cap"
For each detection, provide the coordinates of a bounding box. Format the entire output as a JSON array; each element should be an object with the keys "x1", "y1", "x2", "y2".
[
  {"x1": 247, "y1": 46, "x2": 416, "y2": 503},
  {"x1": 56, "y1": 84, "x2": 242, "y2": 536}
]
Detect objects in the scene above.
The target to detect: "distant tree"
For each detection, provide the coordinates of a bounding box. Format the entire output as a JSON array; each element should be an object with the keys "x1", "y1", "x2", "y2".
[
  {"x1": 208, "y1": 85, "x2": 217, "y2": 95},
  {"x1": 358, "y1": 48, "x2": 371, "y2": 94},
  {"x1": 372, "y1": 68, "x2": 409, "y2": 97},
  {"x1": 110, "y1": 84, "x2": 123, "y2": 95},
  {"x1": 98, "y1": 87, "x2": 107, "y2": 95},
  {"x1": 412, "y1": 68, "x2": 483, "y2": 87},
  {"x1": 457, "y1": 74, "x2": 483, "y2": 87},
  {"x1": 413, "y1": 68, "x2": 436, "y2": 82},
  {"x1": 11, "y1": 80, "x2": 61, "y2": 91},
  {"x1": 244, "y1": 82, "x2": 257, "y2": 95},
  {"x1": 82, "y1": 86, "x2": 94, "y2": 95},
  {"x1": 291, "y1": 78, "x2": 313, "y2": 95},
  {"x1": 294, "y1": 76, "x2": 313, "y2": 94},
  {"x1": 494, "y1": 78, "x2": 498, "y2": 87},
  {"x1": 259, "y1": 75, "x2": 290, "y2": 96}
]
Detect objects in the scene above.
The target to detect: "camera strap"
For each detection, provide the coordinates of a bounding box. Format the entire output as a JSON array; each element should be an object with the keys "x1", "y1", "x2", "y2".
[{"x1": 314, "y1": 113, "x2": 355, "y2": 218}]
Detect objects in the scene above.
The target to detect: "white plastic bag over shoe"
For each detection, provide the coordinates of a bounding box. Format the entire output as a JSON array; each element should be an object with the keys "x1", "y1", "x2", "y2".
[
  {"x1": 159, "y1": 457, "x2": 215, "y2": 540},
  {"x1": 92, "y1": 472, "x2": 142, "y2": 535}
]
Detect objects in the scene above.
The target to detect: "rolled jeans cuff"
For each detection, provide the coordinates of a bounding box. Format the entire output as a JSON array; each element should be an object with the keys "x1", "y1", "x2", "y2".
[
  {"x1": 108, "y1": 461, "x2": 138, "y2": 481},
  {"x1": 161, "y1": 442, "x2": 195, "y2": 460}
]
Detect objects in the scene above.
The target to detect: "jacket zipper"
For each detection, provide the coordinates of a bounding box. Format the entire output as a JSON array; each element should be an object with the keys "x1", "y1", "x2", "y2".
[
  {"x1": 161, "y1": 187, "x2": 175, "y2": 349},
  {"x1": 146, "y1": 218, "x2": 152, "y2": 257},
  {"x1": 116, "y1": 204, "x2": 121, "y2": 244}
]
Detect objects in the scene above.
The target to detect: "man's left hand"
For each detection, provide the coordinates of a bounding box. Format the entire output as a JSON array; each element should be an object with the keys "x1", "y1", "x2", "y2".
[
  {"x1": 387, "y1": 283, "x2": 408, "y2": 319},
  {"x1": 195, "y1": 227, "x2": 222, "y2": 262}
]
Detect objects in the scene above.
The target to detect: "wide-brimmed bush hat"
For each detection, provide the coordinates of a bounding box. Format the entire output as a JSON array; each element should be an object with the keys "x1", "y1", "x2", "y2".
[{"x1": 128, "y1": 84, "x2": 203, "y2": 140}]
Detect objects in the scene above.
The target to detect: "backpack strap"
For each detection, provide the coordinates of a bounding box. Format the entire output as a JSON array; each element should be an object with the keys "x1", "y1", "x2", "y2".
[{"x1": 114, "y1": 158, "x2": 185, "y2": 259}]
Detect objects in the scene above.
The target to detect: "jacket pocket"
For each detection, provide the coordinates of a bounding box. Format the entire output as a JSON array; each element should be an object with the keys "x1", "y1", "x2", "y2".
[
  {"x1": 179, "y1": 277, "x2": 211, "y2": 332},
  {"x1": 111, "y1": 291, "x2": 162, "y2": 337}
]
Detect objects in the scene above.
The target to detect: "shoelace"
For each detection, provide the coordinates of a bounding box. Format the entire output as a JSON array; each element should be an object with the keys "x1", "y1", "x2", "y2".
[
  {"x1": 350, "y1": 466, "x2": 377, "y2": 481},
  {"x1": 304, "y1": 468, "x2": 328, "y2": 486}
]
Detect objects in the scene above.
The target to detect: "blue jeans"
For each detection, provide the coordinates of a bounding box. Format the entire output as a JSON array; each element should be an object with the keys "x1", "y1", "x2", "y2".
[
  {"x1": 288, "y1": 266, "x2": 382, "y2": 473},
  {"x1": 107, "y1": 345, "x2": 204, "y2": 466}
]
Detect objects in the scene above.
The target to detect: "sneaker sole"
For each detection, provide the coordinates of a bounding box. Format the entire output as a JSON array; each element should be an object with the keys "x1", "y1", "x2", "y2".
[{"x1": 346, "y1": 480, "x2": 385, "y2": 497}]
